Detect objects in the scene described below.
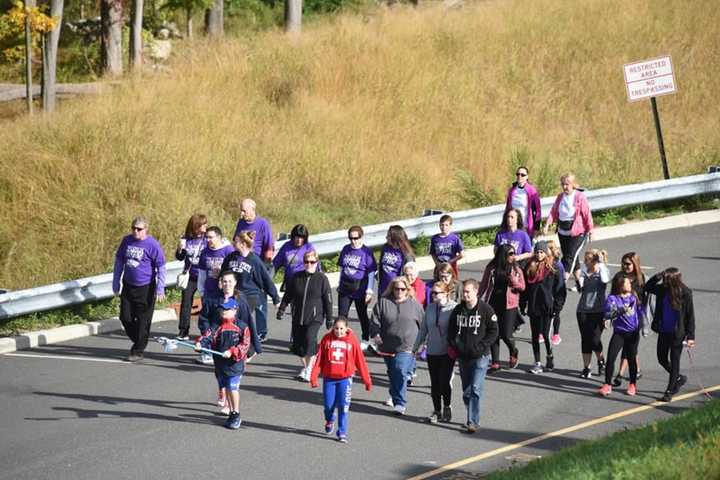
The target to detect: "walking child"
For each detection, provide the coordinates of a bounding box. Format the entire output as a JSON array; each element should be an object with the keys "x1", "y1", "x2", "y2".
[
  {"x1": 310, "y1": 317, "x2": 372, "y2": 443},
  {"x1": 196, "y1": 298, "x2": 251, "y2": 429},
  {"x1": 429, "y1": 215, "x2": 465, "y2": 278}
]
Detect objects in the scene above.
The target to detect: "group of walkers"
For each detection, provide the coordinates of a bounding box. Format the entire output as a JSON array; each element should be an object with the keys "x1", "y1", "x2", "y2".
[{"x1": 111, "y1": 170, "x2": 697, "y2": 439}]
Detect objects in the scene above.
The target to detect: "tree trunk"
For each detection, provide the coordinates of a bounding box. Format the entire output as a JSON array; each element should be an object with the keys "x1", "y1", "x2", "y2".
[
  {"x1": 24, "y1": 0, "x2": 35, "y2": 114},
  {"x1": 101, "y1": 0, "x2": 123, "y2": 76},
  {"x1": 129, "y1": 0, "x2": 144, "y2": 71},
  {"x1": 42, "y1": 0, "x2": 64, "y2": 112},
  {"x1": 204, "y1": 0, "x2": 223, "y2": 38},
  {"x1": 284, "y1": 0, "x2": 302, "y2": 34},
  {"x1": 186, "y1": 7, "x2": 193, "y2": 40}
]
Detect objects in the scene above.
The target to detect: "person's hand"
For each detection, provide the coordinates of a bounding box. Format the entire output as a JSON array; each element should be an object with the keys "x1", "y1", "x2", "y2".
[
  {"x1": 156, "y1": 293, "x2": 166, "y2": 303},
  {"x1": 194, "y1": 342, "x2": 202, "y2": 352},
  {"x1": 686, "y1": 339, "x2": 696, "y2": 348},
  {"x1": 246, "y1": 353, "x2": 257, "y2": 363},
  {"x1": 276, "y1": 308, "x2": 285, "y2": 321},
  {"x1": 365, "y1": 384, "x2": 372, "y2": 392},
  {"x1": 604, "y1": 319, "x2": 611, "y2": 329},
  {"x1": 365, "y1": 293, "x2": 373, "y2": 305},
  {"x1": 310, "y1": 380, "x2": 319, "y2": 388},
  {"x1": 222, "y1": 350, "x2": 232, "y2": 358},
  {"x1": 373, "y1": 335, "x2": 382, "y2": 346}
]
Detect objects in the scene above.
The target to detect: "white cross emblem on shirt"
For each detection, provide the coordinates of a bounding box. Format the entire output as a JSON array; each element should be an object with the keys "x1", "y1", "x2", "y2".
[{"x1": 331, "y1": 348, "x2": 344, "y2": 362}]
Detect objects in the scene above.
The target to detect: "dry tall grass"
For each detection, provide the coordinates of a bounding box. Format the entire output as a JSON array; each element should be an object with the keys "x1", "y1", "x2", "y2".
[{"x1": 1, "y1": 0, "x2": 718, "y2": 289}]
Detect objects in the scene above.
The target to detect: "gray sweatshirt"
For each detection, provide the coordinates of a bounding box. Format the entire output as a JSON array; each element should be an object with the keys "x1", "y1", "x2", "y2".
[
  {"x1": 371, "y1": 296, "x2": 424, "y2": 353},
  {"x1": 413, "y1": 300, "x2": 458, "y2": 356}
]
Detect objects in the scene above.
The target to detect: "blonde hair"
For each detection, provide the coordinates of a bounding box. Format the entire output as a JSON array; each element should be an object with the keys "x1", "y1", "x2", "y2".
[
  {"x1": 584, "y1": 248, "x2": 608, "y2": 265},
  {"x1": 547, "y1": 240, "x2": 562, "y2": 261},
  {"x1": 560, "y1": 173, "x2": 578, "y2": 188},
  {"x1": 383, "y1": 276, "x2": 416, "y2": 299},
  {"x1": 233, "y1": 231, "x2": 254, "y2": 249}
]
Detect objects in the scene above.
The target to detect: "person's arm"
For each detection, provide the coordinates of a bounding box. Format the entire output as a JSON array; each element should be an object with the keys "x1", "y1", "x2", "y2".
[
  {"x1": 197, "y1": 269, "x2": 207, "y2": 297},
  {"x1": 552, "y1": 271, "x2": 567, "y2": 314},
  {"x1": 322, "y1": 275, "x2": 333, "y2": 329},
  {"x1": 413, "y1": 311, "x2": 430, "y2": 353},
  {"x1": 478, "y1": 304, "x2": 499, "y2": 352},
  {"x1": 227, "y1": 326, "x2": 252, "y2": 360},
  {"x1": 112, "y1": 240, "x2": 125, "y2": 295},
  {"x1": 154, "y1": 242, "x2": 166, "y2": 299},
  {"x1": 684, "y1": 289, "x2": 696, "y2": 342},
  {"x1": 580, "y1": 193, "x2": 594, "y2": 237},
  {"x1": 447, "y1": 307, "x2": 459, "y2": 349},
  {"x1": 543, "y1": 195, "x2": 561, "y2": 234},
  {"x1": 370, "y1": 300, "x2": 382, "y2": 342},
  {"x1": 599, "y1": 263, "x2": 611, "y2": 284},
  {"x1": 257, "y1": 256, "x2": 280, "y2": 304},
  {"x1": 262, "y1": 220, "x2": 275, "y2": 263},
  {"x1": 531, "y1": 188, "x2": 542, "y2": 230},
  {"x1": 309, "y1": 338, "x2": 325, "y2": 388},
  {"x1": 354, "y1": 336, "x2": 372, "y2": 391}
]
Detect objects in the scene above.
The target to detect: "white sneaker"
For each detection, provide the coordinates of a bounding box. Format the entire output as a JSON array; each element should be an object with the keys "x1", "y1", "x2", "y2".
[
  {"x1": 393, "y1": 404, "x2": 406, "y2": 415},
  {"x1": 360, "y1": 341, "x2": 369, "y2": 351},
  {"x1": 297, "y1": 367, "x2": 307, "y2": 380},
  {"x1": 384, "y1": 397, "x2": 394, "y2": 407},
  {"x1": 197, "y1": 354, "x2": 213, "y2": 365}
]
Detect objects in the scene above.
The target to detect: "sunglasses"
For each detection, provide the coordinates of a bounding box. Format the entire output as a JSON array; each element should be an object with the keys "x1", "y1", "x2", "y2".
[
  {"x1": 132, "y1": 226, "x2": 145, "y2": 231},
  {"x1": 349, "y1": 236, "x2": 361, "y2": 241},
  {"x1": 304, "y1": 259, "x2": 318, "y2": 264},
  {"x1": 516, "y1": 172, "x2": 528, "y2": 177}
]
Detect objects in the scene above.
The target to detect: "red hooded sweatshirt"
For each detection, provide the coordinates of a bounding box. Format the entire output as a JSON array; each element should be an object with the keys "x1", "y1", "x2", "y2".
[{"x1": 310, "y1": 328, "x2": 372, "y2": 390}]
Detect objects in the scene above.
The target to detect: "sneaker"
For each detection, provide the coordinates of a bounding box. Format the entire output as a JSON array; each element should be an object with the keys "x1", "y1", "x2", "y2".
[
  {"x1": 297, "y1": 367, "x2": 308, "y2": 380},
  {"x1": 360, "y1": 341, "x2": 369, "y2": 351},
  {"x1": 636, "y1": 371, "x2": 643, "y2": 380},
  {"x1": 258, "y1": 334, "x2": 268, "y2": 343},
  {"x1": 529, "y1": 362, "x2": 543, "y2": 375},
  {"x1": 598, "y1": 384, "x2": 612, "y2": 396},
  {"x1": 537, "y1": 334, "x2": 544, "y2": 343},
  {"x1": 487, "y1": 363, "x2": 502, "y2": 374},
  {"x1": 227, "y1": 412, "x2": 242, "y2": 429},
  {"x1": 676, "y1": 374, "x2": 688, "y2": 391},
  {"x1": 217, "y1": 390, "x2": 226, "y2": 407},
  {"x1": 125, "y1": 352, "x2": 143, "y2": 362},
  {"x1": 393, "y1": 404, "x2": 406, "y2": 416},
  {"x1": 568, "y1": 285, "x2": 579, "y2": 292},
  {"x1": 627, "y1": 383, "x2": 637, "y2": 396},
  {"x1": 427, "y1": 411, "x2": 440, "y2": 424},
  {"x1": 514, "y1": 325, "x2": 524, "y2": 334},
  {"x1": 551, "y1": 334, "x2": 562, "y2": 346},
  {"x1": 466, "y1": 422, "x2": 478, "y2": 434},
  {"x1": 613, "y1": 375, "x2": 623, "y2": 387},
  {"x1": 597, "y1": 359, "x2": 606, "y2": 376},
  {"x1": 324, "y1": 420, "x2": 334, "y2": 434},
  {"x1": 196, "y1": 353, "x2": 213, "y2": 365},
  {"x1": 545, "y1": 355, "x2": 554, "y2": 372},
  {"x1": 661, "y1": 390, "x2": 673, "y2": 402},
  {"x1": 441, "y1": 406, "x2": 452, "y2": 423},
  {"x1": 580, "y1": 367, "x2": 592, "y2": 379},
  {"x1": 337, "y1": 435, "x2": 348, "y2": 443},
  {"x1": 384, "y1": 397, "x2": 394, "y2": 407},
  {"x1": 508, "y1": 355, "x2": 519, "y2": 370}
]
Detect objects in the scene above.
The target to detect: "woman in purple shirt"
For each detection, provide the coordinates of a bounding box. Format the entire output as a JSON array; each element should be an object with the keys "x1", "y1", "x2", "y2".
[
  {"x1": 273, "y1": 224, "x2": 317, "y2": 292},
  {"x1": 175, "y1": 213, "x2": 208, "y2": 339},
  {"x1": 378, "y1": 225, "x2": 415, "y2": 295},
  {"x1": 337, "y1": 226, "x2": 377, "y2": 345},
  {"x1": 494, "y1": 209, "x2": 533, "y2": 262}
]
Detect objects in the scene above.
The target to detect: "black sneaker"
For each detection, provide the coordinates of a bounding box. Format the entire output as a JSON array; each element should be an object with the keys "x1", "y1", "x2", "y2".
[
  {"x1": 676, "y1": 374, "x2": 688, "y2": 390},
  {"x1": 660, "y1": 391, "x2": 673, "y2": 402},
  {"x1": 258, "y1": 334, "x2": 268, "y2": 343},
  {"x1": 597, "y1": 359, "x2": 606, "y2": 376},
  {"x1": 612, "y1": 375, "x2": 623, "y2": 387},
  {"x1": 441, "y1": 405, "x2": 452, "y2": 423},
  {"x1": 545, "y1": 355, "x2": 554, "y2": 372},
  {"x1": 580, "y1": 367, "x2": 592, "y2": 379}
]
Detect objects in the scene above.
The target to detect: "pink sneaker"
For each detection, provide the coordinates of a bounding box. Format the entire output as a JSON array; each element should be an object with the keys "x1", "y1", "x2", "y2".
[
  {"x1": 538, "y1": 334, "x2": 545, "y2": 343},
  {"x1": 627, "y1": 383, "x2": 637, "y2": 396},
  {"x1": 598, "y1": 384, "x2": 612, "y2": 396},
  {"x1": 551, "y1": 334, "x2": 561, "y2": 345}
]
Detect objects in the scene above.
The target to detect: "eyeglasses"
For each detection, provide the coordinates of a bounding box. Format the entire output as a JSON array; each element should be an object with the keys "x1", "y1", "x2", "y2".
[
  {"x1": 304, "y1": 260, "x2": 318, "y2": 264},
  {"x1": 349, "y1": 236, "x2": 361, "y2": 241},
  {"x1": 394, "y1": 287, "x2": 408, "y2": 291},
  {"x1": 132, "y1": 226, "x2": 145, "y2": 231},
  {"x1": 516, "y1": 173, "x2": 528, "y2": 177}
]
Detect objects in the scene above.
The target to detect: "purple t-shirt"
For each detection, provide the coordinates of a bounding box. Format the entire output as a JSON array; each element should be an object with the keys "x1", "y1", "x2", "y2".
[
  {"x1": 494, "y1": 229, "x2": 532, "y2": 255},
  {"x1": 273, "y1": 241, "x2": 318, "y2": 284},
  {"x1": 338, "y1": 244, "x2": 377, "y2": 299},
  {"x1": 661, "y1": 296, "x2": 680, "y2": 333},
  {"x1": 429, "y1": 232, "x2": 464, "y2": 263},
  {"x1": 234, "y1": 216, "x2": 274, "y2": 257},
  {"x1": 182, "y1": 236, "x2": 207, "y2": 279},
  {"x1": 378, "y1": 245, "x2": 410, "y2": 294},
  {"x1": 604, "y1": 294, "x2": 640, "y2": 333},
  {"x1": 113, "y1": 235, "x2": 167, "y2": 295},
  {"x1": 198, "y1": 244, "x2": 235, "y2": 297}
]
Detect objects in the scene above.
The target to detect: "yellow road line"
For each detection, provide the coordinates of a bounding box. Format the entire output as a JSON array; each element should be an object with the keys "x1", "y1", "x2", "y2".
[{"x1": 407, "y1": 385, "x2": 720, "y2": 480}]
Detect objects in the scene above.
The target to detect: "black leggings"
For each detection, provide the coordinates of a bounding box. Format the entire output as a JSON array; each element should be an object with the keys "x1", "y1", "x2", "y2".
[
  {"x1": 552, "y1": 311, "x2": 561, "y2": 336},
  {"x1": 605, "y1": 330, "x2": 639, "y2": 385},
  {"x1": 427, "y1": 354, "x2": 455, "y2": 412},
  {"x1": 577, "y1": 312, "x2": 604, "y2": 354},
  {"x1": 529, "y1": 314, "x2": 552, "y2": 363},
  {"x1": 657, "y1": 333, "x2": 683, "y2": 393},
  {"x1": 177, "y1": 277, "x2": 198, "y2": 336},
  {"x1": 338, "y1": 294, "x2": 370, "y2": 341},
  {"x1": 558, "y1": 233, "x2": 587, "y2": 274},
  {"x1": 491, "y1": 307, "x2": 518, "y2": 363}
]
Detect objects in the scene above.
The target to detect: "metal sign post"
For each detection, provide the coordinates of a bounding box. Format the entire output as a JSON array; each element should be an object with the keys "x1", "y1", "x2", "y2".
[{"x1": 623, "y1": 55, "x2": 677, "y2": 180}]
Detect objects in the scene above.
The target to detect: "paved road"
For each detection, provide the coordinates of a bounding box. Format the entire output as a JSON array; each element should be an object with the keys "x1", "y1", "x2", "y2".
[{"x1": 1, "y1": 222, "x2": 718, "y2": 480}]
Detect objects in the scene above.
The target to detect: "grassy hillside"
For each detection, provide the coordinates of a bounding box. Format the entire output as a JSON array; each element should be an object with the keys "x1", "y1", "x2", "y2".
[{"x1": 1, "y1": 0, "x2": 718, "y2": 290}]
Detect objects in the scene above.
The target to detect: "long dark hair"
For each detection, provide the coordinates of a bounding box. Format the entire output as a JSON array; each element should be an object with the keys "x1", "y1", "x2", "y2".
[
  {"x1": 183, "y1": 213, "x2": 208, "y2": 239},
  {"x1": 621, "y1": 252, "x2": 644, "y2": 288},
  {"x1": 386, "y1": 225, "x2": 414, "y2": 257},
  {"x1": 489, "y1": 244, "x2": 514, "y2": 284},
  {"x1": 663, "y1": 267, "x2": 686, "y2": 310},
  {"x1": 500, "y1": 208, "x2": 525, "y2": 232}
]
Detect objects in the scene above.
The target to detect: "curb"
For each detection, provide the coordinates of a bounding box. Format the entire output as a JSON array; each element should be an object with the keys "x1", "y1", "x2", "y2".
[
  {"x1": 0, "y1": 308, "x2": 177, "y2": 354},
  {"x1": 1, "y1": 209, "x2": 717, "y2": 355}
]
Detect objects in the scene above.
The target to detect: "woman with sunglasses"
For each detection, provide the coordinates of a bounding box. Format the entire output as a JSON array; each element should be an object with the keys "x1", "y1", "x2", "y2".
[
  {"x1": 413, "y1": 282, "x2": 458, "y2": 424},
  {"x1": 611, "y1": 252, "x2": 647, "y2": 387},
  {"x1": 426, "y1": 263, "x2": 463, "y2": 305},
  {"x1": 174, "y1": 213, "x2": 208, "y2": 339},
  {"x1": 279, "y1": 250, "x2": 333, "y2": 382},
  {"x1": 505, "y1": 166, "x2": 542, "y2": 238},
  {"x1": 480, "y1": 244, "x2": 525, "y2": 373},
  {"x1": 337, "y1": 226, "x2": 378, "y2": 348},
  {"x1": 371, "y1": 276, "x2": 424, "y2": 415}
]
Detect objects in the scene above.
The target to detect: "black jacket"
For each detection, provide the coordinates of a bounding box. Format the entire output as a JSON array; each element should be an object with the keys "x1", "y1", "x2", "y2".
[
  {"x1": 525, "y1": 265, "x2": 566, "y2": 317},
  {"x1": 281, "y1": 270, "x2": 333, "y2": 329},
  {"x1": 645, "y1": 274, "x2": 695, "y2": 342},
  {"x1": 447, "y1": 300, "x2": 499, "y2": 359}
]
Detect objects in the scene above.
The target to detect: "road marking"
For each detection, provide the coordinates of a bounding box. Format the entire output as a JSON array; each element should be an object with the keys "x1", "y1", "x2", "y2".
[
  {"x1": 606, "y1": 263, "x2": 656, "y2": 269},
  {"x1": 3, "y1": 353, "x2": 128, "y2": 364},
  {"x1": 407, "y1": 385, "x2": 720, "y2": 480}
]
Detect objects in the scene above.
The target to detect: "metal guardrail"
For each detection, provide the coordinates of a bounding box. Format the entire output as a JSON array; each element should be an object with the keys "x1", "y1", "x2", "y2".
[{"x1": 1, "y1": 173, "x2": 718, "y2": 319}]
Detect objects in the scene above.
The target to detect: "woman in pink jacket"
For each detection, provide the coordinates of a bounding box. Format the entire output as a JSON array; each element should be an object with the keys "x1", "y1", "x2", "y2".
[
  {"x1": 544, "y1": 173, "x2": 594, "y2": 284},
  {"x1": 479, "y1": 244, "x2": 526, "y2": 373},
  {"x1": 505, "y1": 166, "x2": 543, "y2": 238}
]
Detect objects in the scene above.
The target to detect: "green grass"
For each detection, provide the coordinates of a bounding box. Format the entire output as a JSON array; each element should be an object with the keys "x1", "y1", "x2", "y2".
[{"x1": 487, "y1": 399, "x2": 720, "y2": 480}]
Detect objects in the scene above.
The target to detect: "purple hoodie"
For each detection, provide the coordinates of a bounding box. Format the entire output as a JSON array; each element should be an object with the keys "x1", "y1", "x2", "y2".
[
  {"x1": 505, "y1": 182, "x2": 542, "y2": 237},
  {"x1": 113, "y1": 235, "x2": 167, "y2": 295},
  {"x1": 604, "y1": 294, "x2": 641, "y2": 333},
  {"x1": 234, "y1": 216, "x2": 274, "y2": 259}
]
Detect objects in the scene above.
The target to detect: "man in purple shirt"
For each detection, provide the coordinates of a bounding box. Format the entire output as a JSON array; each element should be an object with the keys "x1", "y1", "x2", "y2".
[
  {"x1": 233, "y1": 198, "x2": 274, "y2": 341},
  {"x1": 112, "y1": 216, "x2": 167, "y2": 362}
]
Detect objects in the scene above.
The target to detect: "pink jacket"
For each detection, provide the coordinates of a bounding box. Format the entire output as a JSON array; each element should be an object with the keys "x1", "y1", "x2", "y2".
[
  {"x1": 505, "y1": 182, "x2": 542, "y2": 237},
  {"x1": 547, "y1": 190, "x2": 593, "y2": 237},
  {"x1": 479, "y1": 265, "x2": 525, "y2": 310}
]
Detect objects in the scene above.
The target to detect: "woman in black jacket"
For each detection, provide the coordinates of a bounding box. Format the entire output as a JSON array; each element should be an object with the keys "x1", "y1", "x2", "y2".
[
  {"x1": 645, "y1": 267, "x2": 696, "y2": 402},
  {"x1": 279, "y1": 249, "x2": 333, "y2": 382}
]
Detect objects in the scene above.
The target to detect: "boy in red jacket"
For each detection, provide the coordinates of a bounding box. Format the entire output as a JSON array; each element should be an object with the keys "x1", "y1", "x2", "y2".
[{"x1": 310, "y1": 317, "x2": 372, "y2": 443}]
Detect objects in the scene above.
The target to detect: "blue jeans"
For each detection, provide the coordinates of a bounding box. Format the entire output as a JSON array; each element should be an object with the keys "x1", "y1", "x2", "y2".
[
  {"x1": 256, "y1": 295, "x2": 268, "y2": 337},
  {"x1": 458, "y1": 354, "x2": 490, "y2": 426},
  {"x1": 323, "y1": 377, "x2": 352, "y2": 437},
  {"x1": 198, "y1": 293, "x2": 223, "y2": 334},
  {"x1": 384, "y1": 352, "x2": 414, "y2": 408}
]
